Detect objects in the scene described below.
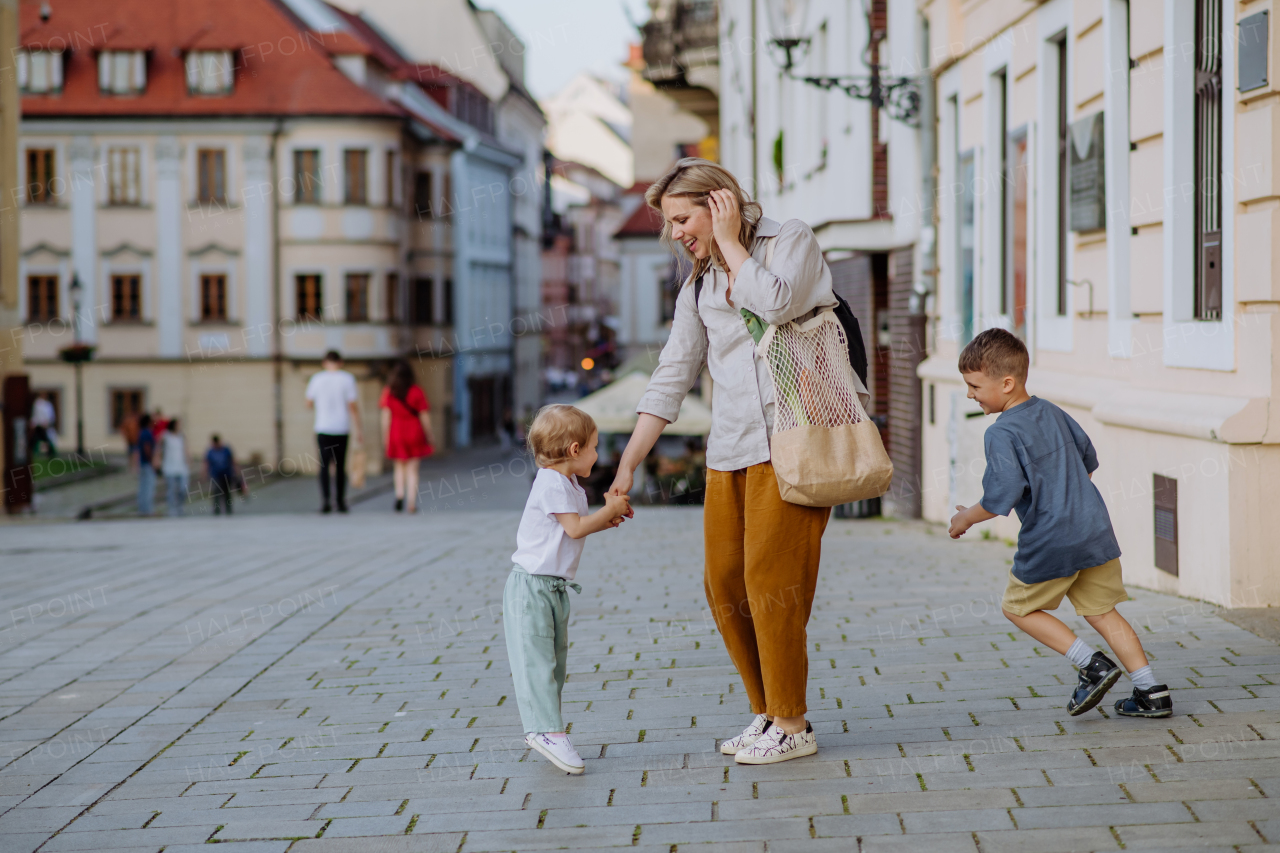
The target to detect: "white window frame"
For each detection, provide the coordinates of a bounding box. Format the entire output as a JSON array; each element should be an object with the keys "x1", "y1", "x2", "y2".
[
  {"x1": 18, "y1": 50, "x2": 64, "y2": 94},
  {"x1": 982, "y1": 33, "x2": 1015, "y2": 336},
  {"x1": 185, "y1": 51, "x2": 234, "y2": 95},
  {"x1": 1162, "y1": 0, "x2": 1234, "y2": 370},
  {"x1": 1035, "y1": 0, "x2": 1073, "y2": 353},
  {"x1": 937, "y1": 66, "x2": 962, "y2": 344},
  {"x1": 106, "y1": 145, "x2": 143, "y2": 206},
  {"x1": 98, "y1": 50, "x2": 147, "y2": 94}
]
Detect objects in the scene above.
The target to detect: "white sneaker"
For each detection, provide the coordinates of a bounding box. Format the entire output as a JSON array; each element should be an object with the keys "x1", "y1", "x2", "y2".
[
  {"x1": 734, "y1": 722, "x2": 818, "y2": 764},
  {"x1": 719, "y1": 713, "x2": 772, "y2": 755},
  {"x1": 526, "y1": 732, "x2": 585, "y2": 775}
]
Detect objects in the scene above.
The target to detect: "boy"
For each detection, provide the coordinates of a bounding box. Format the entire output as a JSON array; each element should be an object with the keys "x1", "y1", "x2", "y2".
[
  {"x1": 506, "y1": 405, "x2": 631, "y2": 774},
  {"x1": 948, "y1": 329, "x2": 1171, "y2": 719}
]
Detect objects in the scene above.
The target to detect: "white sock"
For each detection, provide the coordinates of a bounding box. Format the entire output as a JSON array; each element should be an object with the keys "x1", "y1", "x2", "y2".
[
  {"x1": 1129, "y1": 665, "x2": 1158, "y2": 690},
  {"x1": 1066, "y1": 638, "x2": 1096, "y2": 669}
]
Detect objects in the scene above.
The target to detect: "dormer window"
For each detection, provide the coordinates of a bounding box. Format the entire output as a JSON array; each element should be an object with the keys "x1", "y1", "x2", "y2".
[
  {"x1": 99, "y1": 51, "x2": 147, "y2": 95},
  {"x1": 17, "y1": 50, "x2": 63, "y2": 94},
  {"x1": 185, "y1": 51, "x2": 233, "y2": 95}
]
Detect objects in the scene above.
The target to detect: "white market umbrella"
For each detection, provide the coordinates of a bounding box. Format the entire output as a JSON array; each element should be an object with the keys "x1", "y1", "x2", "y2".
[{"x1": 574, "y1": 371, "x2": 712, "y2": 436}]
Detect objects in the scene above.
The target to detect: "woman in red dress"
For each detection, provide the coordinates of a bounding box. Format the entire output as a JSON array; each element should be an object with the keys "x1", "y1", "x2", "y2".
[{"x1": 380, "y1": 360, "x2": 435, "y2": 512}]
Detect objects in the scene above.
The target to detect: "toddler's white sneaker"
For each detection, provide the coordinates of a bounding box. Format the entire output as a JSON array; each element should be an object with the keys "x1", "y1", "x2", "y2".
[{"x1": 526, "y1": 732, "x2": 585, "y2": 775}]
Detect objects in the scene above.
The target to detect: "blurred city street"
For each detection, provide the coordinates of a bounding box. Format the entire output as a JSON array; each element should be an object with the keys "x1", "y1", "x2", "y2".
[{"x1": 2, "y1": 508, "x2": 1279, "y2": 852}]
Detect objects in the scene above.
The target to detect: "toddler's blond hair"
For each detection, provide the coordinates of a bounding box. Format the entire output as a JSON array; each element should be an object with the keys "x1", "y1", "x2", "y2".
[{"x1": 527, "y1": 404, "x2": 597, "y2": 468}]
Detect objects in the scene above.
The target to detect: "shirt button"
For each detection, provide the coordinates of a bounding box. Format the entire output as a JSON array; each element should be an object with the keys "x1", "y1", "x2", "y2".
[{"x1": 753, "y1": 395, "x2": 759, "y2": 401}]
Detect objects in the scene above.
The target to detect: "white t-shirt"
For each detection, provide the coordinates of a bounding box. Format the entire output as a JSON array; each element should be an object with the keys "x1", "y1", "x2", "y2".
[
  {"x1": 511, "y1": 468, "x2": 590, "y2": 580},
  {"x1": 31, "y1": 398, "x2": 55, "y2": 428},
  {"x1": 160, "y1": 432, "x2": 188, "y2": 476},
  {"x1": 306, "y1": 369, "x2": 358, "y2": 435}
]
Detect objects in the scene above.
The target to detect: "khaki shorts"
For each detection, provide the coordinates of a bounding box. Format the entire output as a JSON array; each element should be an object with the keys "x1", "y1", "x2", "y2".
[{"x1": 1001, "y1": 558, "x2": 1129, "y2": 617}]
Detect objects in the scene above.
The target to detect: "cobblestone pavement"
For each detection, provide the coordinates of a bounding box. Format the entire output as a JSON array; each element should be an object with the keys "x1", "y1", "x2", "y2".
[{"x1": 1, "y1": 509, "x2": 1277, "y2": 853}]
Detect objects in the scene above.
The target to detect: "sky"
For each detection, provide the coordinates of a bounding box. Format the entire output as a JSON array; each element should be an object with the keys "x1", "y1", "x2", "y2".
[{"x1": 477, "y1": 0, "x2": 651, "y2": 100}]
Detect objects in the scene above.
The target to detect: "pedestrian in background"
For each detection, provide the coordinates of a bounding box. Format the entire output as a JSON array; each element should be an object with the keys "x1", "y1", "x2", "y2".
[
  {"x1": 29, "y1": 392, "x2": 58, "y2": 459},
  {"x1": 136, "y1": 414, "x2": 157, "y2": 516},
  {"x1": 159, "y1": 417, "x2": 190, "y2": 517},
  {"x1": 205, "y1": 434, "x2": 239, "y2": 516},
  {"x1": 152, "y1": 407, "x2": 169, "y2": 439},
  {"x1": 379, "y1": 360, "x2": 434, "y2": 513},
  {"x1": 306, "y1": 350, "x2": 362, "y2": 514},
  {"x1": 120, "y1": 410, "x2": 141, "y2": 471}
]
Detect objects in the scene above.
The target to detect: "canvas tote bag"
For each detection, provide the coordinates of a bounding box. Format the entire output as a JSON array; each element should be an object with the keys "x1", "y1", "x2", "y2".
[{"x1": 755, "y1": 238, "x2": 894, "y2": 507}]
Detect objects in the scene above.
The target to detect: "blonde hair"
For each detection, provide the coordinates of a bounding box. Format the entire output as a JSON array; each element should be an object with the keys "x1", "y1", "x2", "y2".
[
  {"x1": 645, "y1": 158, "x2": 763, "y2": 283},
  {"x1": 527, "y1": 404, "x2": 597, "y2": 468}
]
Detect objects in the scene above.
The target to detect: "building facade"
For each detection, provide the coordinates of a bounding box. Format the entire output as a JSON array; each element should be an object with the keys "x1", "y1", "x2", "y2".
[
  {"x1": 919, "y1": 0, "x2": 1280, "y2": 606},
  {"x1": 718, "y1": 0, "x2": 930, "y2": 516},
  {"x1": 16, "y1": 0, "x2": 530, "y2": 473}
]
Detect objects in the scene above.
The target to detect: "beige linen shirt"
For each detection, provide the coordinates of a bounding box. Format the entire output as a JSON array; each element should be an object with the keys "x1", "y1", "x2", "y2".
[{"x1": 636, "y1": 216, "x2": 860, "y2": 472}]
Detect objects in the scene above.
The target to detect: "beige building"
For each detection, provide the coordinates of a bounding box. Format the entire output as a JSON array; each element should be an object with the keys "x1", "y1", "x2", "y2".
[
  {"x1": 918, "y1": 0, "x2": 1280, "y2": 606},
  {"x1": 17, "y1": 0, "x2": 532, "y2": 478}
]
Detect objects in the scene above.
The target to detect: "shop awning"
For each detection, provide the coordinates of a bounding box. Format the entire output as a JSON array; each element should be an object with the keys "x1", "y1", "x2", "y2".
[{"x1": 574, "y1": 371, "x2": 712, "y2": 436}]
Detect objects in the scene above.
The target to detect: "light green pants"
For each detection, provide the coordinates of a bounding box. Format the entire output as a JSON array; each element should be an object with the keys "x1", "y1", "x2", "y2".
[{"x1": 503, "y1": 567, "x2": 580, "y2": 734}]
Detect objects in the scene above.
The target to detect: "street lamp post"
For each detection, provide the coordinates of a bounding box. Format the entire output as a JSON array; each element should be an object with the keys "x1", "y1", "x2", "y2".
[
  {"x1": 60, "y1": 272, "x2": 93, "y2": 457},
  {"x1": 763, "y1": 0, "x2": 921, "y2": 125}
]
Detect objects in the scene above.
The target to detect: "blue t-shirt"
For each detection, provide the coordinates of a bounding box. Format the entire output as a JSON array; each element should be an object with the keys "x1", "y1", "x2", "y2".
[
  {"x1": 979, "y1": 397, "x2": 1121, "y2": 584},
  {"x1": 137, "y1": 429, "x2": 155, "y2": 466},
  {"x1": 206, "y1": 446, "x2": 234, "y2": 478}
]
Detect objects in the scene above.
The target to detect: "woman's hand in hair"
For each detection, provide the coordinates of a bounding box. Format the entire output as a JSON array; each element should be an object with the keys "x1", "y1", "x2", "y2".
[{"x1": 708, "y1": 189, "x2": 742, "y2": 254}]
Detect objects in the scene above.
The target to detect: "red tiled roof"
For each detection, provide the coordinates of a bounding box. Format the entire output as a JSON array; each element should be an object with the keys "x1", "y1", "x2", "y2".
[
  {"x1": 19, "y1": 0, "x2": 398, "y2": 117},
  {"x1": 615, "y1": 202, "x2": 665, "y2": 238},
  {"x1": 319, "y1": 31, "x2": 372, "y2": 57}
]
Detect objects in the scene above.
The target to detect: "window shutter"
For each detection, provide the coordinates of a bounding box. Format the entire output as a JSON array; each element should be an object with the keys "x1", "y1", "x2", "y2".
[
  {"x1": 185, "y1": 53, "x2": 199, "y2": 91},
  {"x1": 1153, "y1": 474, "x2": 1178, "y2": 576},
  {"x1": 133, "y1": 50, "x2": 146, "y2": 91},
  {"x1": 50, "y1": 51, "x2": 62, "y2": 90},
  {"x1": 17, "y1": 51, "x2": 28, "y2": 90},
  {"x1": 98, "y1": 51, "x2": 110, "y2": 91}
]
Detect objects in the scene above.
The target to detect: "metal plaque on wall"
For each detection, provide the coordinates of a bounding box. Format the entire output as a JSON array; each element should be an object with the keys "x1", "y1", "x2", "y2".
[
  {"x1": 1069, "y1": 111, "x2": 1105, "y2": 232},
  {"x1": 1239, "y1": 11, "x2": 1268, "y2": 93}
]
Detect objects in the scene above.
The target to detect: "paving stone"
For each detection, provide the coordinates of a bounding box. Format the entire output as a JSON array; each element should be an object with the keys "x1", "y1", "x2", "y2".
[{"x1": 0, "y1": 509, "x2": 1276, "y2": 850}]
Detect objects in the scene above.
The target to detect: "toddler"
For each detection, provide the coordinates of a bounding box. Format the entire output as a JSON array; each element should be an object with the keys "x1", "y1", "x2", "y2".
[
  {"x1": 505, "y1": 404, "x2": 630, "y2": 774},
  {"x1": 949, "y1": 329, "x2": 1172, "y2": 719}
]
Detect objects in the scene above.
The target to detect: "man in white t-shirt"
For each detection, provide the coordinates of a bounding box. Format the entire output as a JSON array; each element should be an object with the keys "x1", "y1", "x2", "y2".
[{"x1": 305, "y1": 350, "x2": 362, "y2": 513}]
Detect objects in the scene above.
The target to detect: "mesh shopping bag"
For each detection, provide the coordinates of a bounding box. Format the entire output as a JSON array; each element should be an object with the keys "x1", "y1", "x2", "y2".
[{"x1": 758, "y1": 310, "x2": 894, "y2": 507}]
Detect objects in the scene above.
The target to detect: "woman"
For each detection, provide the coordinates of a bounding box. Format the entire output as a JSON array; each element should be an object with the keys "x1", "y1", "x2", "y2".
[
  {"x1": 608, "y1": 158, "x2": 857, "y2": 765},
  {"x1": 380, "y1": 360, "x2": 435, "y2": 513},
  {"x1": 158, "y1": 417, "x2": 189, "y2": 517}
]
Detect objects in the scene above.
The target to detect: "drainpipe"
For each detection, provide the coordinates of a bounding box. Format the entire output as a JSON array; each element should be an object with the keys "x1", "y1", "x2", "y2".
[{"x1": 271, "y1": 119, "x2": 284, "y2": 467}]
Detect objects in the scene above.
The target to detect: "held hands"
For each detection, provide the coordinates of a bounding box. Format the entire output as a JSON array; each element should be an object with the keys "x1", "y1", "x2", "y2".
[
  {"x1": 948, "y1": 505, "x2": 972, "y2": 539},
  {"x1": 604, "y1": 492, "x2": 631, "y2": 528},
  {"x1": 707, "y1": 189, "x2": 743, "y2": 257}
]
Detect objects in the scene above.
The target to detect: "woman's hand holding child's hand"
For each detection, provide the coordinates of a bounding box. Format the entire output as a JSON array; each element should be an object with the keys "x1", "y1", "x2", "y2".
[{"x1": 605, "y1": 492, "x2": 631, "y2": 528}]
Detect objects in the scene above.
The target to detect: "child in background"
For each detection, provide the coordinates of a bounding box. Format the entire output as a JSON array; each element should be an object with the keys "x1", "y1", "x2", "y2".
[
  {"x1": 505, "y1": 405, "x2": 631, "y2": 774},
  {"x1": 948, "y1": 329, "x2": 1172, "y2": 719}
]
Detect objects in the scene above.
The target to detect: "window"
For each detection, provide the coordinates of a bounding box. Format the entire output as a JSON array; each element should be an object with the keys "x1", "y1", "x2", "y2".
[
  {"x1": 201, "y1": 274, "x2": 227, "y2": 321},
  {"x1": 296, "y1": 274, "x2": 323, "y2": 320},
  {"x1": 345, "y1": 273, "x2": 369, "y2": 322},
  {"x1": 185, "y1": 51, "x2": 233, "y2": 95},
  {"x1": 197, "y1": 149, "x2": 226, "y2": 203},
  {"x1": 412, "y1": 277, "x2": 434, "y2": 325},
  {"x1": 110, "y1": 388, "x2": 146, "y2": 433},
  {"x1": 414, "y1": 171, "x2": 433, "y2": 217},
  {"x1": 385, "y1": 272, "x2": 400, "y2": 322},
  {"x1": 98, "y1": 50, "x2": 146, "y2": 94},
  {"x1": 111, "y1": 274, "x2": 142, "y2": 320},
  {"x1": 385, "y1": 150, "x2": 397, "y2": 207},
  {"x1": 443, "y1": 277, "x2": 454, "y2": 325},
  {"x1": 26, "y1": 148, "x2": 55, "y2": 204},
  {"x1": 958, "y1": 150, "x2": 975, "y2": 344},
  {"x1": 295, "y1": 150, "x2": 321, "y2": 204},
  {"x1": 996, "y1": 71, "x2": 1008, "y2": 316},
  {"x1": 17, "y1": 50, "x2": 63, "y2": 94},
  {"x1": 108, "y1": 147, "x2": 141, "y2": 205},
  {"x1": 1153, "y1": 474, "x2": 1178, "y2": 575},
  {"x1": 1194, "y1": 0, "x2": 1223, "y2": 320},
  {"x1": 1007, "y1": 131, "x2": 1029, "y2": 339},
  {"x1": 28, "y1": 275, "x2": 58, "y2": 322},
  {"x1": 344, "y1": 149, "x2": 367, "y2": 205},
  {"x1": 1055, "y1": 35, "x2": 1069, "y2": 316}
]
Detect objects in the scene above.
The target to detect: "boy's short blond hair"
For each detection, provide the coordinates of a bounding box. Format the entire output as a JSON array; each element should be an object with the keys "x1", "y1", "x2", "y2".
[
  {"x1": 959, "y1": 328, "x2": 1029, "y2": 383},
  {"x1": 527, "y1": 404, "x2": 597, "y2": 467}
]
